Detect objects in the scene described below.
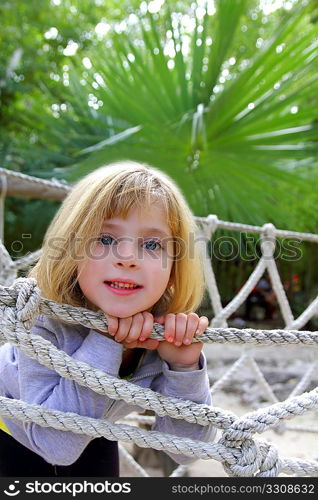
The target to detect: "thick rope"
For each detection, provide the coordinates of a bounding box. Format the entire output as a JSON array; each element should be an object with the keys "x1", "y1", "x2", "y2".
[
  {"x1": 118, "y1": 444, "x2": 150, "y2": 477},
  {"x1": 195, "y1": 215, "x2": 318, "y2": 243},
  {"x1": 0, "y1": 396, "x2": 239, "y2": 464},
  {"x1": 1, "y1": 169, "x2": 318, "y2": 476},
  {"x1": 0, "y1": 278, "x2": 318, "y2": 476},
  {"x1": 197, "y1": 217, "x2": 226, "y2": 328},
  {"x1": 1, "y1": 395, "x2": 318, "y2": 477},
  {"x1": 0, "y1": 167, "x2": 69, "y2": 192},
  {"x1": 1, "y1": 279, "x2": 318, "y2": 346}
]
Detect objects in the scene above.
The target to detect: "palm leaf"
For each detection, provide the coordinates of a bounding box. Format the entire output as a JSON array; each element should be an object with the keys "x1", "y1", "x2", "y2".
[{"x1": 16, "y1": 0, "x2": 318, "y2": 232}]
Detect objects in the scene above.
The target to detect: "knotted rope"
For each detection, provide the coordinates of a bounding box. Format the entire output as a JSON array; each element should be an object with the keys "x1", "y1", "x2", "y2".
[
  {"x1": 1, "y1": 167, "x2": 318, "y2": 476},
  {"x1": 0, "y1": 278, "x2": 317, "y2": 477}
]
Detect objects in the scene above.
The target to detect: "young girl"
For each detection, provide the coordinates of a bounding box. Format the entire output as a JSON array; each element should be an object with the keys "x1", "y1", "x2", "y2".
[{"x1": 0, "y1": 161, "x2": 215, "y2": 477}]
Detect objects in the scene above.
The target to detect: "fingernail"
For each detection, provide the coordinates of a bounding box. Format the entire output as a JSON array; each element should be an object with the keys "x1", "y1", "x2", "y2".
[
  {"x1": 195, "y1": 329, "x2": 200, "y2": 334},
  {"x1": 139, "y1": 336, "x2": 145, "y2": 341},
  {"x1": 183, "y1": 339, "x2": 190, "y2": 345},
  {"x1": 175, "y1": 341, "x2": 181, "y2": 346},
  {"x1": 167, "y1": 337, "x2": 173, "y2": 342}
]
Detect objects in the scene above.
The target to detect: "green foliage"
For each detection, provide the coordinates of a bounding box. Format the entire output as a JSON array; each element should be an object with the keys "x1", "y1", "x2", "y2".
[
  {"x1": 0, "y1": 0, "x2": 142, "y2": 163},
  {"x1": 10, "y1": 0, "x2": 318, "y2": 232},
  {"x1": 1, "y1": 0, "x2": 318, "y2": 312},
  {"x1": 4, "y1": 198, "x2": 59, "y2": 257}
]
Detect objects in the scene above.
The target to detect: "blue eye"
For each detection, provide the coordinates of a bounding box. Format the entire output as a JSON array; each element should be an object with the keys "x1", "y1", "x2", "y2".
[
  {"x1": 144, "y1": 240, "x2": 162, "y2": 250},
  {"x1": 98, "y1": 235, "x2": 115, "y2": 246}
]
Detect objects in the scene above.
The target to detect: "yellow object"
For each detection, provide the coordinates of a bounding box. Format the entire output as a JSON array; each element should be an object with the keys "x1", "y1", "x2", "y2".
[{"x1": 0, "y1": 417, "x2": 10, "y2": 435}]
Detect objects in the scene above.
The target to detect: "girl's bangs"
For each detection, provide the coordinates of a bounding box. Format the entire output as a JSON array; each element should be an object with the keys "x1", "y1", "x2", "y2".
[{"x1": 105, "y1": 184, "x2": 172, "y2": 224}]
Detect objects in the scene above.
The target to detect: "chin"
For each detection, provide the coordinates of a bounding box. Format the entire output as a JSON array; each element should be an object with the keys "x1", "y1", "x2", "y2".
[
  {"x1": 101, "y1": 307, "x2": 139, "y2": 318},
  {"x1": 104, "y1": 307, "x2": 143, "y2": 318}
]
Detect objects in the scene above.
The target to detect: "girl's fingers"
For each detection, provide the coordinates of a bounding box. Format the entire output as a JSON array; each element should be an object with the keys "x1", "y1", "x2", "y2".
[
  {"x1": 139, "y1": 312, "x2": 154, "y2": 342},
  {"x1": 163, "y1": 313, "x2": 176, "y2": 343},
  {"x1": 125, "y1": 313, "x2": 144, "y2": 343},
  {"x1": 106, "y1": 315, "x2": 118, "y2": 336},
  {"x1": 115, "y1": 316, "x2": 133, "y2": 342},
  {"x1": 174, "y1": 313, "x2": 187, "y2": 346},
  {"x1": 113, "y1": 313, "x2": 209, "y2": 345},
  {"x1": 182, "y1": 313, "x2": 200, "y2": 345},
  {"x1": 195, "y1": 316, "x2": 209, "y2": 337}
]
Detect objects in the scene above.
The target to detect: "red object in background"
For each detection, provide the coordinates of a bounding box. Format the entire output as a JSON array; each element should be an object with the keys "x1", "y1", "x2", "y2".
[{"x1": 291, "y1": 274, "x2": 301, "y2": 292}]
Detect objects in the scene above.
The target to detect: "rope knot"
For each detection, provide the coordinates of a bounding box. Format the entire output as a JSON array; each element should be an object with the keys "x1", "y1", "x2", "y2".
[
  {"x1": 14, "y1": 277, "x2": 42, "y2": 330},
  {"x1": 257, "y1": 441, "x2": 281, "y2": 476},
  {"x1": 220, "y1": 415, "x2": 281, "y2": 477},
  {"x1": 220, "y1": 435, "x2": 280, "y2": 477},
  {"x1": 220, "y1": 435, "x2": 262, "y2": 476},
  {"x1": 262, "y1": 222, "x2": 276, "y2": 237},
  {"x1": 201, "y1": 214, "x2": 218, "y2": 239},
  {"x1": 261, "y1": 223, "x2": 276, "y2": 258}
]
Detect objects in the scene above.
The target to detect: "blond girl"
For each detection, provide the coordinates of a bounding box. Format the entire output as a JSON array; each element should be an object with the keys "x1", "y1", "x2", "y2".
[{"x1": 0, "y1": 161, "x2": 215, "y2": 477}]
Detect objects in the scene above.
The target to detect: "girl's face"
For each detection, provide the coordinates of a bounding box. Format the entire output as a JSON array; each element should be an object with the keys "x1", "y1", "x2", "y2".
[{"x1": 77, "y1": 204, "x2": 174, "y2": 318}]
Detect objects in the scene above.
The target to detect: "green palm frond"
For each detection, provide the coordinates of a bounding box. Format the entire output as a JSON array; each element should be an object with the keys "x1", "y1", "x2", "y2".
[{"x1": 18, "y1": 0, "x2": 318, "y2": 231}]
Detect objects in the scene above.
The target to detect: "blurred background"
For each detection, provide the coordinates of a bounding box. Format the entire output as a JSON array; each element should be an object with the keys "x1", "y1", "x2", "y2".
[{"x1": 1, "y1": 0, "x2": 318, "y2": 327}]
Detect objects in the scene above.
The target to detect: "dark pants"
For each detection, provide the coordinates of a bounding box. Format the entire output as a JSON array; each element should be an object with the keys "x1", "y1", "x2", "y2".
[{"x1": 0, "y1": 431, "x2": 119, "y2": 477}]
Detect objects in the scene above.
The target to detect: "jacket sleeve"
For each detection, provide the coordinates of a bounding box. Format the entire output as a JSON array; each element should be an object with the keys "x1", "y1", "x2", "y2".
[
  {"x1": 15, "y1": 320, "x2": 124, "y2": 465},
  {"x1": 151, "y1": 352, "x2": 216, "y2": 465}
]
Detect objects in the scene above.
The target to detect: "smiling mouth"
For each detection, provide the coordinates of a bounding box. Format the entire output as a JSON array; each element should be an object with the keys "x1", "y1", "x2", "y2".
[{"x1": 104, "y1": 281, "x2": 142, "y2": 289}]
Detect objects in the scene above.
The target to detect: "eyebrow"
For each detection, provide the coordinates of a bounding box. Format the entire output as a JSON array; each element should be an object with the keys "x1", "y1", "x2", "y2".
[{"x1": 101, "y1": 222, "x2": 170, "y2": 238}]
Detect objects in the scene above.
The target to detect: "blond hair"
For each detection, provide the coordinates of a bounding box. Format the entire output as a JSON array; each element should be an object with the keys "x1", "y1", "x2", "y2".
[{"x1": 29, "y1": 161, "x2": 206, "y2": 316}]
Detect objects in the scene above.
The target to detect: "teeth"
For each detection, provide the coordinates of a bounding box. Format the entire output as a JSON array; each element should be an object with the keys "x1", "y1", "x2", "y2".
[{"x1": 109, "y1": 281, "x2": 139, "y2": 289}]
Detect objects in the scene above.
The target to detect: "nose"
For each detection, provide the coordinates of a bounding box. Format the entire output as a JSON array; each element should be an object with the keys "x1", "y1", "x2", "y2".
[{"x1": 112, "y1": 240, "x2": 140, "y2": 269}]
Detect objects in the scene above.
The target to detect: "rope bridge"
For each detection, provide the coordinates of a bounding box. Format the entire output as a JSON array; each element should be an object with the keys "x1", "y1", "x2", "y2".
[{"x1": 0, "y1": 168, "x2": 318, "y2": 477}]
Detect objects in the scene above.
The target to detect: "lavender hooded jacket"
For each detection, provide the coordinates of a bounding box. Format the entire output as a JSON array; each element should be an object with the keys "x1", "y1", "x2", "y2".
[{"x1": 0, "y1": 314, "x2": 215, "y2": 466}]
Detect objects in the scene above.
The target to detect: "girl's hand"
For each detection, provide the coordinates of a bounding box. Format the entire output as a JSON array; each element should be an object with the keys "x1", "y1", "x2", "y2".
[
  {"x1": 154, "y1": 313, "x2": 209, "y2": 368},
  {"x1": 104, "y1": 312, "x2": 159, "y2": 350}
]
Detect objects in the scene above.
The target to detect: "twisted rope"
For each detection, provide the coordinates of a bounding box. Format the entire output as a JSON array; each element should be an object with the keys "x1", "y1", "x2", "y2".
[
  {"x1": 196, "y1": 215, "x2": 318, "y2": 243},
  {"x1": 0, "y1": 167, "x2": 69, "y2": 192},
  {"x1": 1, "y1": 394, "x2": 318, "y2": 477},
  {"x1": 0, "y1": 278, "x2": 318, "y2": 476},
  {"x1": 118, "y1": 444, "x2": 150, "y2": 477},
  {"x1": 1, "y1": 279, "x2": 318, "y2": 346},
  {"x1": 1, "y1": 165, "x2": 318, "y2": 475},
  {"x1": 0, "y1": 397, "x2": 238, "y2": 464}
]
